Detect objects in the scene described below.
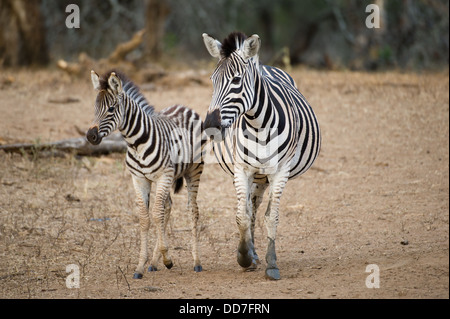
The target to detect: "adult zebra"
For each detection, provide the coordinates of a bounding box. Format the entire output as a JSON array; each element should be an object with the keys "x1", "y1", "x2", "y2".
[
  {"x1": 202, "y1": 32, "x2": 321, "y2": 280},
  {"x1": 86, "y1": 70, "x2": 204, "y2": 279}
]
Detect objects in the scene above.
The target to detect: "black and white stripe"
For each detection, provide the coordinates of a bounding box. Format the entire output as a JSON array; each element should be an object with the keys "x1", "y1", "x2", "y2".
[
  {"x1": 87, "y1": 70, "x2": 204, "y2": 278},
  {"x1": 203, "y1": 32, "x2": 321, "y2": 280}
]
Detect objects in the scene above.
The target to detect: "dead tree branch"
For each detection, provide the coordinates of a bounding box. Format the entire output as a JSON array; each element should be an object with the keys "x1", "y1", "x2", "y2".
[
  {"x1": 0, "y1": 133, "x2": 127, "y2": 156},
  {"x1": 107, "y1": 29, "x2": 145, "y2": 63},
  {"x1": 57, "y1": 29, "x2": 145, "y2": 76}
]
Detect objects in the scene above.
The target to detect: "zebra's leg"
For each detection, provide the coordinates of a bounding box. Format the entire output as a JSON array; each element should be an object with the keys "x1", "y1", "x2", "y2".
[
  {"x1": 131, "y1": 175, "x2": 152, "y2": 279},
  {"x1": 151, "y1": 172, "x2": 174, "y2": 270},
  {"x1": 149, "y1": 231, "x2": 160, "y2": 272},
  {"x1": 247, "y1": 182, "x2": 268, "y2": 270},
  {"x1": 148, "y1": 193, "x2": 172, "y2": 272},
  {"x1": 234, "y1": 167, "x2": 255, "y2": 269},
  {"x1": 264, "y1": 168, "x2": 289, "y2": 280},
  {"x1": 185, "y1": 165, "x2": 203, "y2": 272}
]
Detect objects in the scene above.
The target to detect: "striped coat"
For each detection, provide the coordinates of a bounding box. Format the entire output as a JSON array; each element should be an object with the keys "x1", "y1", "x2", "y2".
[
  {"x1": 87, "y1": 70, "x2": 204, "y2": 279},
  {"x1": 210, "y1": 61, "x2": 320, "y2": 182},
  {"x1": 203, "y1": 32, "x2": 321, "y2": 280}
]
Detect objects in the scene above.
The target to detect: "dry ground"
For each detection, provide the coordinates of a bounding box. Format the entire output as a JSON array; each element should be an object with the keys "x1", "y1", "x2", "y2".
[{"x1": 0, "y1": 67, "x2": 448, "y2": 299}]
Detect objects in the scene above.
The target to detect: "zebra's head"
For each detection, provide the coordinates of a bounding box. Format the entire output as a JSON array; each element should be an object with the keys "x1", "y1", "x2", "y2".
[
  {"x1": 202, "y1": 32, "x2": 261, "y2": 139},
  {"x1": 87, "y1": 70, "x2": 124, "y2": 145}
]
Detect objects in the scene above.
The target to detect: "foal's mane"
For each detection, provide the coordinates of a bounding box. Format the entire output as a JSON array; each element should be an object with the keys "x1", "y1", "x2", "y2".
[{"x1": 100, "y1": 70, "x2": 155, "y2": 115}]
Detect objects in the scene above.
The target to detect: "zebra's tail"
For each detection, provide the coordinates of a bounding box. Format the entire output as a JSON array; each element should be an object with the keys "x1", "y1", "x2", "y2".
[{"x1": 173, "y1": 177, "x2": 184, "y2": 194}]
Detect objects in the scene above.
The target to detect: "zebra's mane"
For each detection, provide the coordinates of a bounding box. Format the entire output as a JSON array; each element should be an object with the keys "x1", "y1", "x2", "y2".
[
  {"x1": 100, "y1": 70, "x2": 155, "y2": 116},
  {"x1": 220, "y1": 31, "x2": 248, "y2": 58}
]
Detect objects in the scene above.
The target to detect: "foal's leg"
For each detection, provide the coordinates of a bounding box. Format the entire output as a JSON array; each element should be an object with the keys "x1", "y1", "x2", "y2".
[
  {"x1": 148, "y1": 194, "x2": 172, "y2": 272},
  {"x1": 131, "y1": 176, "x2": 151, "y2": 279},
  {"x1": 151, "y1": 171, "x2": 174, "y2": 270},
  {"x1": 185, "y1": 165, "x2": 203, "y2": 272}
]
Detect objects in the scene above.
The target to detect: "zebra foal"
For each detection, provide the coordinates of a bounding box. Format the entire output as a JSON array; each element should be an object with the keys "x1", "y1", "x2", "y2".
[
  {"x1": 202, "y1": 32, "x2": 321, "y2": 280},
  {"x1": 86, "y1": 70, "x2": 204, "y2": 279}
]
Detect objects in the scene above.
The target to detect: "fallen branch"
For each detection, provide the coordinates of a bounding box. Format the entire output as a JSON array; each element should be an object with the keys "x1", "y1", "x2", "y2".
[
  {"x1": 0, "y1": 133, "x2": 127, "y2": 156},
  {"x1": 57, "y1": 52, "x2": 94, "y2": 76},
  {"x1": 57, "y1": 29, "x2": 145, "y2": 77},
  {"x1": 56, "y1": 59, "x2": 81, "y2": 76},
  {"x1": 48, "y1": 97, "x2": 80, "y2": 104}
]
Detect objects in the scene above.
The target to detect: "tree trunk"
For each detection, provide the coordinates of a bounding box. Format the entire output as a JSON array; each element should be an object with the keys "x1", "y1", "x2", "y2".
[
  {"x1": 143, "y1": 0, "x2": 170, "y2": 61},
  {"x1": 0, "y1": 0, "x2": 48, "y2": 67}
]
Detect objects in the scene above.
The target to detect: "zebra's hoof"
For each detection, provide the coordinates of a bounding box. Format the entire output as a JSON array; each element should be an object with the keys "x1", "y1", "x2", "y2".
[
  {"x1": 133, "y1": 272, "x2": 143, "y2": 279},
  {"x1": 165, "y1": 261, "x2": 173, "y2": 270},
  {"x1": 245, "y1": 260, "x2": 258, "y2": 272},
  {"x1": 237, "y1": 251, "x2": 253, "y2": 268},
  {"x1": 148, "y1": 265, "x2": 158, "y2": 272},
  {"x1": 265, "y1": 267, "x2": 281, "y2": 281},
  {"x1": 237, "y1": 241, "x2": 254, "y2": 268},
  {"x1": 194, "y1": 265, "x2": 203, "y2": 272}
]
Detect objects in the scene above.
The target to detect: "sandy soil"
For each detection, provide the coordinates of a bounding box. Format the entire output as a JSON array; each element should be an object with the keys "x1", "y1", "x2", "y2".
[{"x1": 0, "y1": 67, "x2": 448, "y2": 299}]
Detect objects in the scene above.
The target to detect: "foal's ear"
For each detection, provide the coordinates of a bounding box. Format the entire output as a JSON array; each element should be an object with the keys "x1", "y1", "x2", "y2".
[
  {"x1": 242, "y1": 34, "x2": 261, "y2": 61},
  {"x1": 91, "y1": 70, "x2": 101, "y2": 90},
  {"x1": 202, "y1": 33, "x2": 222, "y2": 59},
  {"x1": 108, "y1": 72, "x2": 122, "y2": 95}
]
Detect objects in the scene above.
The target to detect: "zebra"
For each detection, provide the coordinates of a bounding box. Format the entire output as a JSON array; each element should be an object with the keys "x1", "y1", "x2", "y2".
[
  {"x1": 86, "y1": 70, "x2": 204, "y2": 279},
  {"x1": 202, "y1": 32, "x2": 321, "y2": 280}
]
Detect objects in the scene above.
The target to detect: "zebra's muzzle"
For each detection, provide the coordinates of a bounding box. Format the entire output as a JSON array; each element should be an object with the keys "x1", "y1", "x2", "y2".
[
  {"x1": 204, "y1": 109, "x2": 225, "y2": 141},
  {"x1": 86, "y1": 126, "x2": 102, "y2": 145}
]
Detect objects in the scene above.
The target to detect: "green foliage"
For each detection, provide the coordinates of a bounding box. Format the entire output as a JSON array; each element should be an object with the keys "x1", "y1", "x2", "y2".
[
  {"x1": 163, "y1": 32, "x2": 179, "y2": 53},
  {"x1": 378, "y1": 45, "x2": 394, "y2": 66}
]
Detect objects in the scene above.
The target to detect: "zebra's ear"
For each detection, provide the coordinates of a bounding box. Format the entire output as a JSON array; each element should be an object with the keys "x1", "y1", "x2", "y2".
[
  {"x1": 202, "y1": 33, "x2": 222, "y2": 59},
  {"x1": 108, "y1": 72, "x2": 122, "y2": 95},
  {"x1": 242, "y1": 34, "x2": 261, "y2": 60},
  {"x1": 91, "y1": 70, "x2": 101, "y2": 90}
]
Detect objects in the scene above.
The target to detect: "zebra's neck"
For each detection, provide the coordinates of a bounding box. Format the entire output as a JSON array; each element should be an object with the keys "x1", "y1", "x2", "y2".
[
  {"x1": 243, "y1": 64, "x2": 271, "y2": 130},
  {"x1": 119, "y1": 94, "x2": 152, "y2": 149}
]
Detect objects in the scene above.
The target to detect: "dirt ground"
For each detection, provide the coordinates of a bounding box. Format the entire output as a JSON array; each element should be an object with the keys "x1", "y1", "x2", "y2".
[{"x1": 0, "y1": 67, "x2": 448, "y2": 299}]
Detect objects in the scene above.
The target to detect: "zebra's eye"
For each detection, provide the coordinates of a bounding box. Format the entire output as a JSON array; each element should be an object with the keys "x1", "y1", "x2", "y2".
[
  {"x1": 231, "y1": 77, "x2": 241, "y2": 85},
  {"x1": 107, "y1": 106, "x2": 115, "y2": 113}
]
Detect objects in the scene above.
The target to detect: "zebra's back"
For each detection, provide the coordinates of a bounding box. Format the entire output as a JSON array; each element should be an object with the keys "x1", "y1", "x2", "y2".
[{"x1": 125, "y1": 104, "x2": 203, "y2": 180}]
